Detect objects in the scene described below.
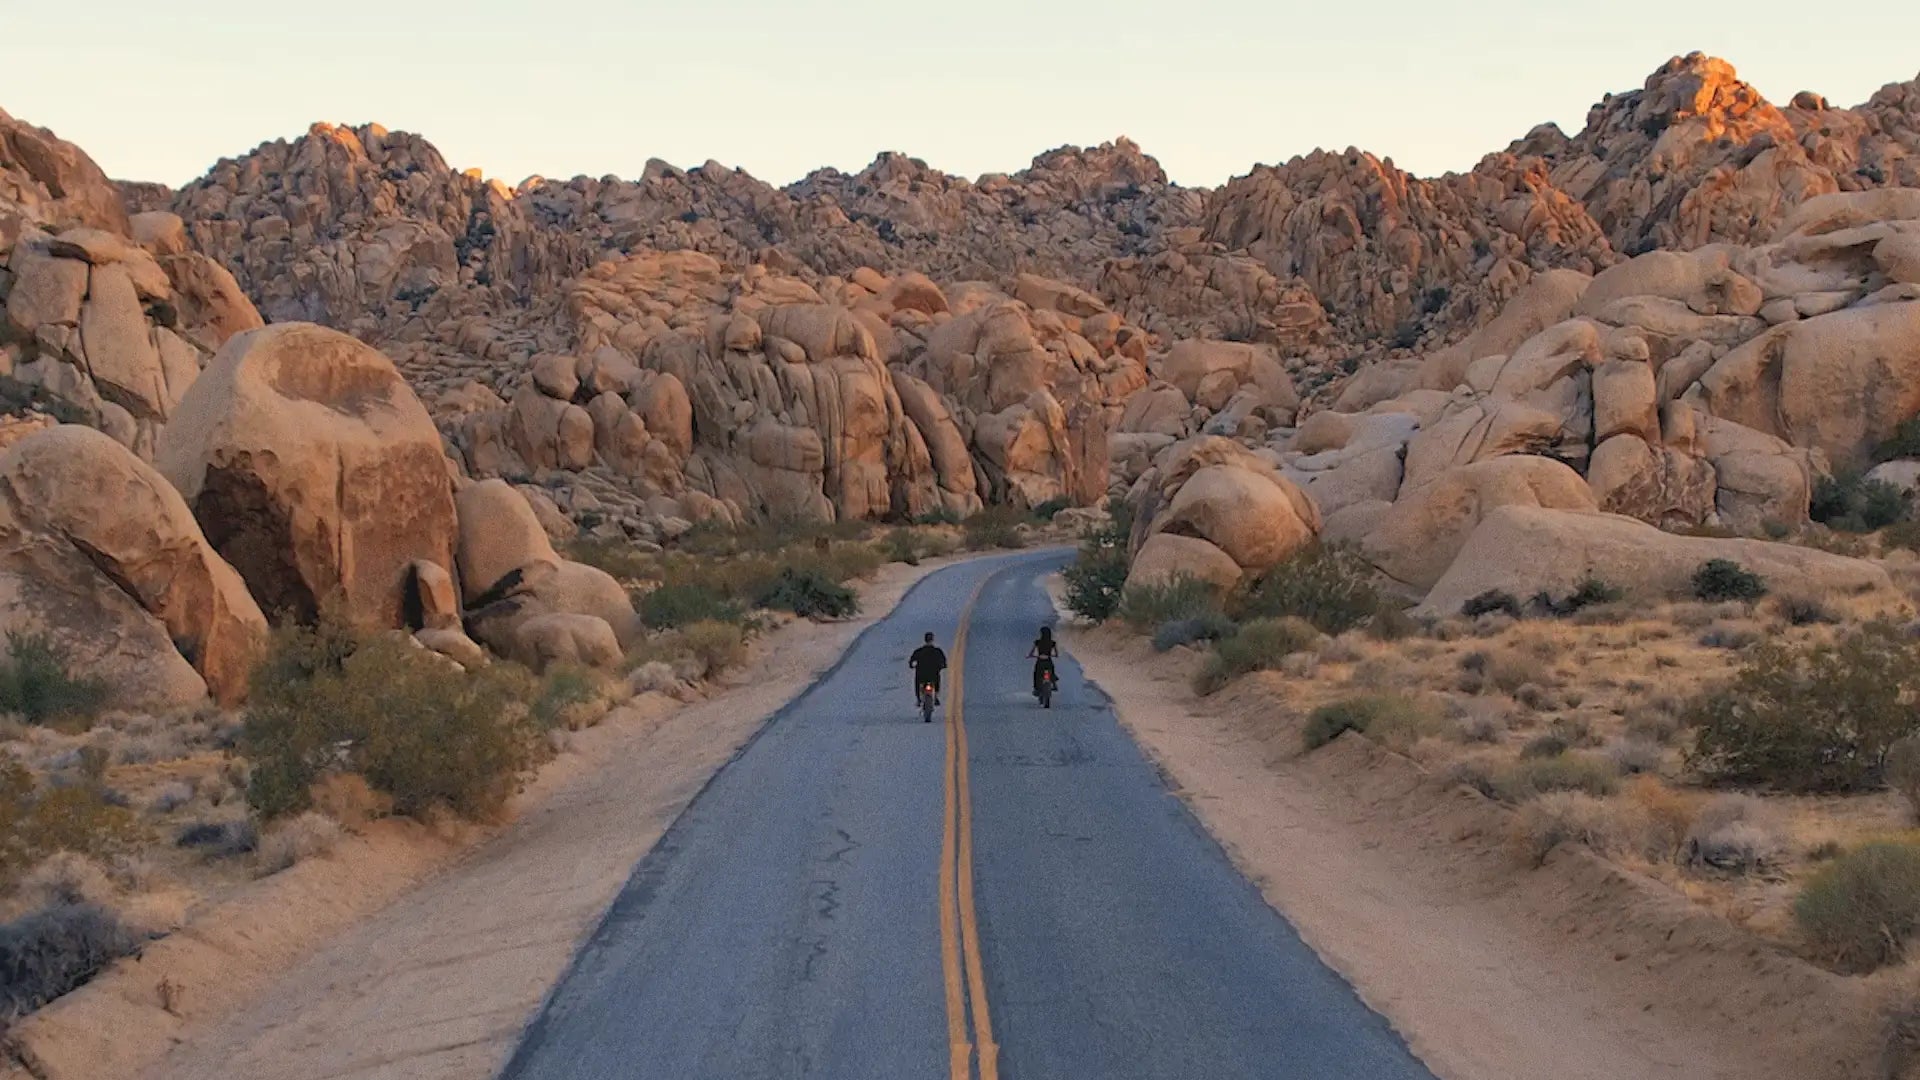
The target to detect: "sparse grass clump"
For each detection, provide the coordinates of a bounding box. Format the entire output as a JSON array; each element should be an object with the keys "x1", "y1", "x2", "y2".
[
  {"x1": 1512, "y1": 792, "x2": 1653, "y2": 867},
  {"x1": 243, "y1": 625, "x2": 546, "y2": 822},
  {"x1": 1232, "y1": 544, "x2": 1385, "y2": 636},
  {"x1": 1, "y1": 761, "x2": 141, "y2": 890},
  {"x1": 0, "y1": 634, "x2": 109, "y2": 726},
  {"x1": 1120, "y1": 575, "x2": 1220, "y2": 630},
  {"x1": 636, "y1": 583, "x2": 743, "y2": 629},
  {"x1": 1793, "y1": 840, "x2": 1920, "y2": 972},
  {"x1": 256, "y1": 812, "x2": 343, "y2": 875},
  {"x1": 0, "y1": 902, "x2": 145, "y2": 1025},
  {"x1": 1194, "y1": 617, "x2": 1320, "y2": 695},
  {"x1": 1684, "y1": 794, "x2": 1785, "y2": 872},
  {"x1": 1489, "y1": 753, "x2": 1621, "y2": 802},
  {"x1": 1685, "y1": 622, "x2": 1920, "y2": 792},
  {"x1": 1692, "y1": 559, "x2": 1768, "y2": 603},
  {"x1": 1302, "y1": 693, "x2": 1441, "y2": 750}
]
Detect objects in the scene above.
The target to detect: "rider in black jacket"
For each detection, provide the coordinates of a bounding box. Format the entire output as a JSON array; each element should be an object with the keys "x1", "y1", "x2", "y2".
[{"x1": 1028, "y1": 626, "x2": 1058, "y2": 697}]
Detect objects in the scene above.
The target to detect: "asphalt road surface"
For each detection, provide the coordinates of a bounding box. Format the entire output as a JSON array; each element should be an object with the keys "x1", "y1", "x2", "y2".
[{"x1": 500, "y1": 551, "x2": 1435, "y2": 1080}]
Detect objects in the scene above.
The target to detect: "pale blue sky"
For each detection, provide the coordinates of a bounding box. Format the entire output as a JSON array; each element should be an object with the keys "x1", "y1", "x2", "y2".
[{"x1": 8, "y1": 1, "x2": 1919, "y2": 190}]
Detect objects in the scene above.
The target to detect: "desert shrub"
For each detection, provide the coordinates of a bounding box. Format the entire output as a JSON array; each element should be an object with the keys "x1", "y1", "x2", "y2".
[
  {"x1": 1684, "y1": 622, "x2": 1920, "y2": 792},
  {"x1": 1194, "y1": 617, "x2": 1320, "y2": 695},
  {"x1": 637, "y1": 583, "x2": 742, "y2": 629},
  {"x1": 1811, "y1": 472, "x2": 1909, "y2": 533},
  {"x1": 1684, "y1": 794, "x2": 1785, "y2": 872},
  {"x1": 243, "y1": 628, "x2": 545, "y2": 821},
  {"x1": 1366, "y1": 605, "x2": 1421, "y2": 642},
  {"x1": 1531, "y1": 577, "x2": 1625, "y2": 618},
  {"x1": 1771, "y1": 591, "x2": 1838, "y2": 627},
  {"x1": 1062, "y1": 515, "x2": 1132, "y2": 622},
  {"x1": 0, "y1": 762, "x2": 141, "y2": 888},
  {"x1": 0, "y1": 902, "x2": 144, "y2": 1024},
  {"x1": 1119, "y1": 575, "x2": 1219, "y2": 629},
  {"x1": 1698, "y1": 621, "x2": 1762, "y2": 650},
  {"x1": 1625, "y1": 776, "x2": 1696, "y2": 860},
  {"x1": 531, "y1": 666, "x2": 600, "y2": 730},
  {"x1": 754, "y1": 568, "x2": 858, "y2": 619},
  {"x1": 1302, "y1": 693, "x2": 1441, "y2": 751},
  {"x1": 1521, "y1": 732, "x2": 1571, "y2": 760},
  {"x1": 256, "y1": 812, "x2": 343, "y2": 875},
  {"x1": 1512, "y1": 792, "x2": 1660, "y2": 867},
  {"x1": 1030, "y1": 496, "x2": 1071, "y2": 521},
  {"x1": 1489, "y1": 753, "x2": 1621, "y2": 802},
  {"x1": 882, "y1": 529, "x2": 923, "y2": 566},
  {"x1": 0, "y1": 634, "x2": 109, "y2": 726},
  {"x1": 563, "y1": 537, "x2": 657, "y2": 581},
  {"x1": 962, "y1": 506, "x2": 1026, "y2": 550},
  {"x1": 1691, "y1": 558, "x2": 1768, "y2": 602},
  {"x1": 913, "y1": 506, "x2": 963, "y2": 526},
  {"x1": 1886, "y1": 735, "x2": 1920, "y2": 819},
  {"x1": 1794, "y1": 840, "x2": 1920, "y2": 972},
  {"x1": 680, "y1": 620, "x2": 748, "y2": 678},
  {"x1": 1882, "y1": 520, "x2": 1920, "y2": 553},
  {"x1": 1462, "y1": 590, "x2": 1523, "y2": 619},
  {"x1": 174, "y1": 818, "x2": 257, "y2": 858},
  {"x1": 1607, "y1": 740, "x2": 1665, "y2": 776},
  {"x1": 1152, "y1": 613, "x2": 1237, "y2": 653},
  {"x1": 1233, "y1": 544, "x2": 1384, "y2": 635}
]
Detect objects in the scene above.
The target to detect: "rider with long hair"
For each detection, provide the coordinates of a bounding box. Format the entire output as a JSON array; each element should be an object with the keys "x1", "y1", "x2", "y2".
[{"x1": 1027, "y1": 626, "x2": 1058, "y2": 698}]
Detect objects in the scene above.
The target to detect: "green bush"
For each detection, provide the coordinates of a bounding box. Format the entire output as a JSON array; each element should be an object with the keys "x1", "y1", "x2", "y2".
[
  {"x1": 1692, "y1": 559, "x2": 1768, "y2": 602},
  {"x1": 1062, "y1": 514, "x2": 1132, "y2": 622},
  {"x1": 1302, "y1": 693, "x2": 1440, "y2": 750},
  {"x1": 244, "y1": 628, "x2": 545, "y2": 821},
  {"x1": 1193, "y1": 617, "x2": 1319, "y2": 696},
  {"x1": 1531, "y1": 577, "x2": 1624, "y2": 617},
  {"x1": 882, "y1": 529, "x2": 923, "y2": 566},
  {"x1": 1462, "y1": 590, "x2": 1523, "y2": 619},
  {"x1": 637, "y1": 582, "x2": 742, "y2": 629},
  {"x1": 0, "y1": 634, "x2": 109, "y2": 726},
  {"x1": 1685, "y1": 623, "x2": 1920, "y2": 792},
  {"x1": 1889, "y1": 735, "x2": 1920, "y2": 818},
  {"x1": 1233, "y1": 544, "x2": 1384, "y2": 635},
  {"x1": 1811, "y1": 472, "x2": 1908, "y2": 533},
  {"x1": 531, "y1": 666, "x2": 599, "y2": 730},
  {"x1": 1793, "y1": 840, "x2": 1920, "y2": 972},
  {"x1": 563, "y1": 537, "x2": 657, "y2": 581},
  {"x1": 0, "y1": 902, "x2": 144, "y2": 1024},
  {"x1": 913, "y1": 507, "x2": 963, "y2": 526},
  {"x1": 962, "y1": 506, "x2": 1027, "y2": 550},
  {"x1": 682, "y1": 620, "x2": 748, "y2": 676},
  {"x1": 1119, "y1": 575, "x2": 1220, "y2": 629},
  {"x1": 754, "y1": 568, "x2": 859, "y2": 619}
]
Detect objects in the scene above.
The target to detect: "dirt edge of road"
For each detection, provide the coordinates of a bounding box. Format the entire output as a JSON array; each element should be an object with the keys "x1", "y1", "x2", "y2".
[
  {"x1": 3, "y1": 556, "x2": 967, "y2": 1080},
  {"x1": 1064, "y1": 619, "x2": 1902, "y2": 1080}
]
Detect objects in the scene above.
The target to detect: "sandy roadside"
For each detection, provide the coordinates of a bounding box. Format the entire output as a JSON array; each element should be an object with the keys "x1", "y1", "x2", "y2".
[
  {"x1": 4, "y1": 555, "x2": 963, "y2": 1080},
  {"x1": 1060, "y1": 614, "x2": 1887, "y2": 1080}
]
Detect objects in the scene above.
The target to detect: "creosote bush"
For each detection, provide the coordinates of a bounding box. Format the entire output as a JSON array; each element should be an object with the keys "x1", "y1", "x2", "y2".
[
  {"x1": 0, "y1": 633, "x2": 109, "y2": 726},
  {"x1": 1152, "y1": 613, "x2": 1237, "y2": 653},
  {"x1": 1232, "y1": 544, "x2": 1385, "y2": 635},
  {"x1": 1194, "y1": 617, "x2": 1319, "y2": 695},
  {"x1": 1692, "y1": 559, "x2": 1768, "y2": 602},
  {"x1": 244, "y1": 625, "x2": 548, "y2": 822},
  {"x1": 1810, "y1": 472, "x2": 1908, "y2": 533},
  {"x1": 1794, "y1": 840, "x2": 1920, "y2": 972},
  {"x1": 1486, "y1": 753, "x2": 1621, "y2": 802},
  {"x1": 962, "y1": 506, "x2": 1027, "y2": 550},
  {"x1": 637, "y1": 583, "x2": 743, "y2": 629},
  {"x1": 1685, "y1": 622, "x2": 1920, "y2": 792},
  {"x1": 1462, "y1": 590, "x2": 1523, "y2": 619}
]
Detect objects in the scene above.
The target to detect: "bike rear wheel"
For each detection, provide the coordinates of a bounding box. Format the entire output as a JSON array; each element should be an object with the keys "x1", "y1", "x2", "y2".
[
  {"x1": 1038, "y1": 681, "x2": 1052, "y2": 709},
  {"x1": 921, "y1": 691, "x2": 936, "y2": 723}
]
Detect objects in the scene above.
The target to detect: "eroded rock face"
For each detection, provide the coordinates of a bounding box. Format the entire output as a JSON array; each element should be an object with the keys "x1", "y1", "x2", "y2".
[
  {"x1": 1128, "y1": 436, "x2": 1321, "y2": 579},
  {"x1": 156, "y1": 323, "x2": 458, "y2": 630},
  {"x1": 0, "y1": 425, "x2": 267, "y2": 707}
]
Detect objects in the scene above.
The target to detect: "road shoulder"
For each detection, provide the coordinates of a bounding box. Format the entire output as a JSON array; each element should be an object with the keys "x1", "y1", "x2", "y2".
[{"x1": 1065, "y1": 620, "x2": 1884, "y2": 1080}]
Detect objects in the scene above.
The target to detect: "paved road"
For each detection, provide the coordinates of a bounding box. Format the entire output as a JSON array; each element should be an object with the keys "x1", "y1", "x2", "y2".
[{"x1": 500, "y1": 552, "x2": 1435, "y2": 1080}]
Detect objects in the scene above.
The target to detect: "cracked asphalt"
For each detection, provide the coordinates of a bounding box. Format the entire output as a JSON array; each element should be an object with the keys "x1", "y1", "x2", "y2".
[{"x1": 499, "y1": 552, "x2": 1435, "y2": 1080}]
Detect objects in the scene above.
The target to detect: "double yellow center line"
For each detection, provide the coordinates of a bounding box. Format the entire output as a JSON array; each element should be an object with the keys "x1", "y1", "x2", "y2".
[{"x1": 940, "y1": 578, "x2": 999, "y2": 1080}]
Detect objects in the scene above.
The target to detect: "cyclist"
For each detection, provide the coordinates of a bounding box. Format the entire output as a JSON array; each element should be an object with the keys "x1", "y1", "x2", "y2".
[
  {"x1": 909, "y1": 632, "x2": 948, "y2": 720},
  {"x1": 1028, "y1": 626, "x2": 1059, "y2": 698}
]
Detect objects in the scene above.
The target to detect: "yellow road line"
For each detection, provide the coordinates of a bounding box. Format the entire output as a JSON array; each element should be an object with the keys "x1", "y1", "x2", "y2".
[{"x1": 940, "y1": 576, "x2": 998, "y2": 1080}]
